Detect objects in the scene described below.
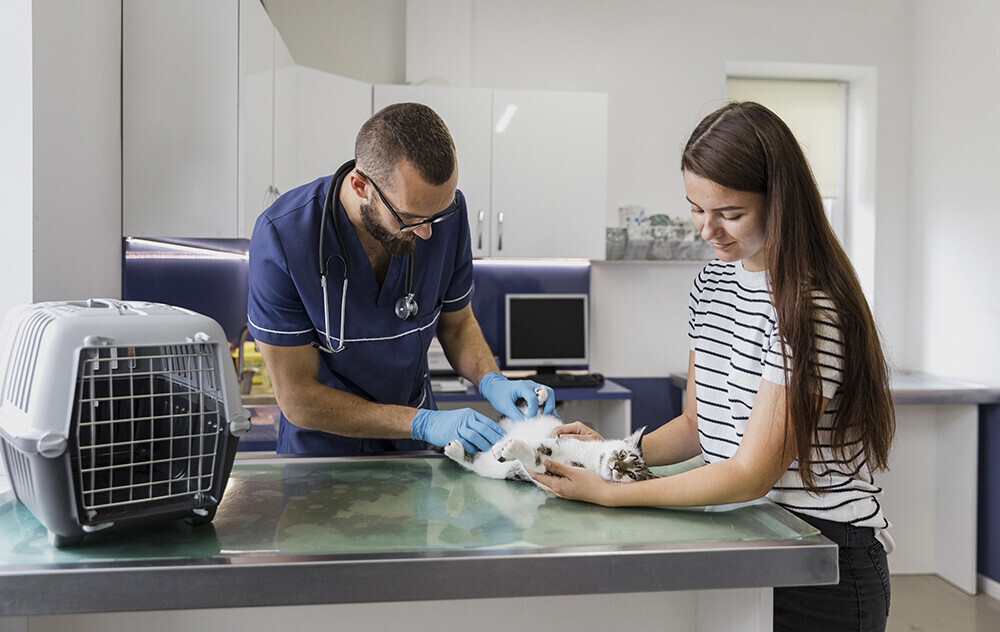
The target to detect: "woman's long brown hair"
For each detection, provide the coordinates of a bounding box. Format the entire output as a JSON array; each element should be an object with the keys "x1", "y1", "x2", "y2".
[{"x1": 681, "y1": 101, "x2": 894, "y2": 492}]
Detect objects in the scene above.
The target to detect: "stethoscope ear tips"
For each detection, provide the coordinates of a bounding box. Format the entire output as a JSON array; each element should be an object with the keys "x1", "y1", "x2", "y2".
[{"x1": 395, "y1": 294, "x2": 419, "y2": 320}]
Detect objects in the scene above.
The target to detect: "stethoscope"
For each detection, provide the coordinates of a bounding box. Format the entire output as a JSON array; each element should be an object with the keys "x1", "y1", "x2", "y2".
[{"x1": 315, "y1": 160, "x2": 418, "y2": 354}]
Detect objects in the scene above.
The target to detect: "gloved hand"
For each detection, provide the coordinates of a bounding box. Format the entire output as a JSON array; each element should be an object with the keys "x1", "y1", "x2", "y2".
[
  {"x1": 411, "y1": 408, "x2": 504, "y2": 453},
  {"x1": 478, "y1": 371, "x2": 556, "y2": 421}
]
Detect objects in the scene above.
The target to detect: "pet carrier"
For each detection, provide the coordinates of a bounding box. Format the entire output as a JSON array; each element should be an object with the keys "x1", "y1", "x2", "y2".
[{"x1": 0, "y1": 299, "x2": 251, "y2": 547}]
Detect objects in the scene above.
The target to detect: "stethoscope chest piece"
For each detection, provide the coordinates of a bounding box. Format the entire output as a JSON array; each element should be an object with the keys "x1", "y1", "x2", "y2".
[
  {"x1": 394, "y1": 253, "x2": 418, "y2": 320},
  {"x1": 395, "y1": 293, "x2": 418, "y2": 320}
]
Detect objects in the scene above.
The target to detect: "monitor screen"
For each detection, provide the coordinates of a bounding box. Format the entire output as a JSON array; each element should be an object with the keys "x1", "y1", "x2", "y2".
[{"x1": 504, "y1": 293, "x2": 589, "y2": 369}]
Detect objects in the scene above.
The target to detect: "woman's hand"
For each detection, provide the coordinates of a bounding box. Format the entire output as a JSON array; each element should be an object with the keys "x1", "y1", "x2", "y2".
[
  {"x1": 528, "y1": 460, "x2": 618, "y2": 506},
  {"x1": 549, "y1": 421, "x2": 604, "y2": 442}
]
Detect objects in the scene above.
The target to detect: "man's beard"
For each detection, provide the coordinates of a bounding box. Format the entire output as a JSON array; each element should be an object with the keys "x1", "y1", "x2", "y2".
[{"x1": 360, "y1": 202, "x2": 417, "y2": 257}]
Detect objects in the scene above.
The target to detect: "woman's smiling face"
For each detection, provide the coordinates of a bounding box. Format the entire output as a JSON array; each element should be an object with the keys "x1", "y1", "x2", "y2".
[{"x1": 683, "y1": 169, "x2": 768, "y2": 272}]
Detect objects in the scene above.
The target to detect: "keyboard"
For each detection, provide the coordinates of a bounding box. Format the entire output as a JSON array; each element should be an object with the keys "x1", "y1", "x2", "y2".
[{"x1": 530, "y1": 372, "x2": 605, "y2": 389}]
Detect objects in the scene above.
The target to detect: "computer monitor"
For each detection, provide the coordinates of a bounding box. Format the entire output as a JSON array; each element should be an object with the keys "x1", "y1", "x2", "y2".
[{"x1": 504, "y1": 293, "x2": 589, "y2": 372}]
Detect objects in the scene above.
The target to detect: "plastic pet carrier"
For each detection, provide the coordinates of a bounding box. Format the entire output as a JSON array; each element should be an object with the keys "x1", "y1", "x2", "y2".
[{"x1": 0, "y1": 299, "x2": 250, "y2": 547}]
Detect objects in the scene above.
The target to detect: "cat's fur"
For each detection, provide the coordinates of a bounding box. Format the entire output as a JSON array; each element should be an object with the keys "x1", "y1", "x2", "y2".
[{"x1": 444, "y1": 387, "x2": 656, "y2": 484}]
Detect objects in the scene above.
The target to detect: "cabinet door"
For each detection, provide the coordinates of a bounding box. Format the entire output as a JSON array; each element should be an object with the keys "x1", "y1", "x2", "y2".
[
  {"x1": 271, "y1": 27, "x2": 298, "y2": 203},
  {"x1": 123, "y1": 0, "x2": 239, "y2": 238},
  {"x1": 491, "y1": 90, "x2": 608, "y2": 259},
  {"x1": 239, "y1": 0, "x2": 275, "y2": 239},
  {"x1": 288, "y1": 68, "x2": 372, "y2": 189},
  {"x1": 373, "y1": 85, "x2": 493, "y2": 258}
]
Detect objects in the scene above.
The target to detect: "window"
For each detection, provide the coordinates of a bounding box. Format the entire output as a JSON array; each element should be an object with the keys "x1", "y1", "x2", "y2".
[{"x1": 725, "y1": 78, "x2": 848, "y2": 241}]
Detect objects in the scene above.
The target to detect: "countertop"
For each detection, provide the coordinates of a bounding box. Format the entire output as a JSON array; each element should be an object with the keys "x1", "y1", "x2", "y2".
[
  {"x1": 669, "y1": 372, "x2": 1000, "y2": 405},
  {"x1": 0, "y1": 454, "x2": 836, "y2": 616}
]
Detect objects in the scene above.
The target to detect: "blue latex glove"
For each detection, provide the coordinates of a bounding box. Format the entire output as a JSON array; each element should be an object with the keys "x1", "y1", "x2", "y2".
[
  {"x1": 478, "y1": 371, "x2": 556, "y2": 421},
  {"x1": 411, "y1": 408, "x2": 504, "y2": 453}
]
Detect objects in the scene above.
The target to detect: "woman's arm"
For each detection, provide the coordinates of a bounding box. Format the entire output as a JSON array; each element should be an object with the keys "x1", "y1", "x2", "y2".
[
  {"x1": 550, "y1": 352, "x2": 703, "y2": 458},
  {"x1": 531, "y1": 377, "x2": 820, "y2": 508},
  {"x1": 639, "y1": 351, "x2": 703, "y2": 466}
]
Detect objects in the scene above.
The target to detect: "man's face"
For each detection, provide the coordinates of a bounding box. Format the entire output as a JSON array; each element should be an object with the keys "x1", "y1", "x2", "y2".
[
  {"x1": 357, "y1": 159, "x2": 459, "y2": 255},
  {"x1": 359, "y1": 200, "x2": 418, "y2": 256}
]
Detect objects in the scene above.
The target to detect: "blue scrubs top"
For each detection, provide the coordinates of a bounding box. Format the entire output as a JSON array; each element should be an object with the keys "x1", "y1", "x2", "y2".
[{"x1": 247, "y1": 174, "x2": 475, "y2": 455}]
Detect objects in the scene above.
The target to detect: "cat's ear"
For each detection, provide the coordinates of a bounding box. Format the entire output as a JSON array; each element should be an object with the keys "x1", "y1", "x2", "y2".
[{"x1": 625, "y1": 426, "x2": 647, "y2": 452}]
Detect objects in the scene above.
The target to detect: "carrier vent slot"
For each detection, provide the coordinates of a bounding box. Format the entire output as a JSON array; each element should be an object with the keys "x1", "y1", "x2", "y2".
[
  {"x1": 2, "y1": 439, "x2": 36, "y2": 508},
  {"x1": 1, "y1": 310, "x2": 57, "y2": 413},
  {"x1": 69, "y1": 343, "x2": 227, "y2": 519}
]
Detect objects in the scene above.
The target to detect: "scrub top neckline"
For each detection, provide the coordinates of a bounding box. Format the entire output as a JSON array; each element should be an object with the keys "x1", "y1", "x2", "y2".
[{"x1": 333, "y1": 199, "x2": 408, "y2": 309}]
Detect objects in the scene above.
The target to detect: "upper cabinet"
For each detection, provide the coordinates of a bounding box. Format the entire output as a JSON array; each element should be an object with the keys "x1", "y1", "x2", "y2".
[
  {"x1": 374, "y1": 85, "x2": 608, "y2": 259},
  {"x1": 491, "y1": 89, "x2": 608, "y2": 259},
  {"x1": 373, "y1": 85, "x2": 494, "y2": 256},
  {"x1": 123, "y1": 0, "x2": 371, "y2": 239},
  {"x1": 123, "y1": 3, "x2": 607, "y2": 253},
  {"x1": 123, "y1": 0, "x2": 241, "y2": 237},
  {"x1": 239, "y1": 0, "x2": 280, "y2": 239},
  {"x1": 274, "y1": 67, "x2": 372, "y2": 207}
]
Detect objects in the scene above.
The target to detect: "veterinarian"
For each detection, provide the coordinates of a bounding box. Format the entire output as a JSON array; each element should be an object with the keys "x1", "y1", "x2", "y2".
[
  {"x1": 248, "y1": 103, "x2": 554, "y2": 455},
  {"x1": 531, "y1": 102, "x2": 895, "y2": 632}
]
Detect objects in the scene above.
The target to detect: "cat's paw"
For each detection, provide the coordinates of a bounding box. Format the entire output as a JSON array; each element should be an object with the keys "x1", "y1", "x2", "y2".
[
  {"x1": 490, "y1": 438, "x2": 512, "y2": 462},
  {"x1": 443, "y1": 439, "x2": 467, "y2": 463},
  {"x1": 534, "y1": 386, "x2": 548, "y2": 406},
  {"x1": 494, "y1": 438, "x2": 534, "y2": 465}
]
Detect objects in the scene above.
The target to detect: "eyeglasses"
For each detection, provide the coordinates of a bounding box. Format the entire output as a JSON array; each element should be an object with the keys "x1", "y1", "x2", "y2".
[{"x1": 355, "y1": 168, "x2": 459, "y2": 233}]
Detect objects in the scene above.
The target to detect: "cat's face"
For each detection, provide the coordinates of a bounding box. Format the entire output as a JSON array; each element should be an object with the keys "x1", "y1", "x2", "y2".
[{"x1": 598, "y1": 427, "x2": 656, "y2": 482}]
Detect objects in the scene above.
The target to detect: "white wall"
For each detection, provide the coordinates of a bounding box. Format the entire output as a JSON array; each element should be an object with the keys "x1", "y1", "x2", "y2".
[
  {"x1": 0, "y1": 0, "x2": 121, "y2": 319},
  {"x1": 404, "y1": 0, "x2": 913, "y2": 377},
  {"x1": 0, "y1": 0, "x2": 35, "y2": 318},
  {"x1": 910, "y1": 0, "x2": 1000, "y2": 385}
]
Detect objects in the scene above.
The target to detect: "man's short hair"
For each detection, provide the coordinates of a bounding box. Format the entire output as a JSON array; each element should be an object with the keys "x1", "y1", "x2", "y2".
[{"x1": 355, "y1": 103, "x2": 456, "y2": 189}]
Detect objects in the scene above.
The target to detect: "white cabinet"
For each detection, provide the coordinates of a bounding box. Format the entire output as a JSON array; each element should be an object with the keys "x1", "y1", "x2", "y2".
[
  {"x1": 124, "y1": 0, "x2": 371, "y2": 239},
  {"x1": 239, "y1": 0, "x2": 280, "y2": 238},
  {"x1": 123, "y1": 0, "x2": 241, "y2": 237},
  {"x1": 276, "y1": 67, "x2": 372, "y2": 199},
  {"x1": 373, "y1": 85, "x2": 494, "y2": 256},
  {"x1": 373, "y1": 85, "x2": 608, "y2": 259},
  {"x1": 491, "y1": 89, "x2": 608, "y2": 259}
]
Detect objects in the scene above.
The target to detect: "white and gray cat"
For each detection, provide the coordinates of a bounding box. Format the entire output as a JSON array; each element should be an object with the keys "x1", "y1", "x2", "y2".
[{"x1": 444, "y1": 387, "x2": 656, "y2": 484}]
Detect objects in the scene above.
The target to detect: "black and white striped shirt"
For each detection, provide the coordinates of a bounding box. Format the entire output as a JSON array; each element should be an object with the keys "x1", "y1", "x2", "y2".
[{"x1": 688, "y1": 260, "x2": 890, "y2": 535}]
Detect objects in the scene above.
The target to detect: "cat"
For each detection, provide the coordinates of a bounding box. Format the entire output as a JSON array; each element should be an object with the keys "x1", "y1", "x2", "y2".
[{"x1": 443, "y1": 387, "x2": 656, "y2": 485}]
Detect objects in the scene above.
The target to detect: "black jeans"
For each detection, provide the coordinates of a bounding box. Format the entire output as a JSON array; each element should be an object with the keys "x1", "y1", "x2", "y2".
[{"x1": 773, "y1": 512, "x2": 891, "y2": 632}]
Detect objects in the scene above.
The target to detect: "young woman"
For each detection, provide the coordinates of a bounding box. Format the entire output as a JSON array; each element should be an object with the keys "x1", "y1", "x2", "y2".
[{"x1": 530, "y1": 101, "x2": 895, "y2": 632}]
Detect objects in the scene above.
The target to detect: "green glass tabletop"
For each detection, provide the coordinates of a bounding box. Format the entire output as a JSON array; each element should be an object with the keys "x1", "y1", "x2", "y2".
[{"x1": 0, "y1": 456, "x2": 818, "y2": 566}]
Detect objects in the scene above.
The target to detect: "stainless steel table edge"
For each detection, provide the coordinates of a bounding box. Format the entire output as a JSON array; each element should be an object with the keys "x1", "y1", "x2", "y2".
[{"x1": 0, "y1": 535, "x2": 837, "y2": 616}]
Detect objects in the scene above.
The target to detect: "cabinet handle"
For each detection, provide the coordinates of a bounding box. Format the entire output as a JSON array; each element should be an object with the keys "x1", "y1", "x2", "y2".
[
  {"x1": 477, "y1": 210, "x2": 484, "y2": 250},
  {"x1": 497, "y1": 211, "x2": 504, "y2": 251}
]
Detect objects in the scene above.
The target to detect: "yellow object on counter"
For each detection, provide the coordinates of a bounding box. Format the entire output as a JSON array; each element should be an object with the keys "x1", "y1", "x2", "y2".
[{"x1": 232, "y1": 341, "x2": 271, "y2": 394}]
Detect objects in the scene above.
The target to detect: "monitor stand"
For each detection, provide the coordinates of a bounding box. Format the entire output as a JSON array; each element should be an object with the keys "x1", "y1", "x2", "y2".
[{"x1": 532, "y1": 366, "x2": 559, "y2": 377}]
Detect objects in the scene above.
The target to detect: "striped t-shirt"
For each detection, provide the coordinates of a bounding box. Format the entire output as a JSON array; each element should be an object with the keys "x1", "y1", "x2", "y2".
[{"x1": 688, "y1": 260, "x2": 890, "y2": 535}]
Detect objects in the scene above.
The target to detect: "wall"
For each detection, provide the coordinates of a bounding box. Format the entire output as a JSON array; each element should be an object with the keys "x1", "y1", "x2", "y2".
[
  {"x1": 0, "y1": 0, "x2": 122, "y2": 318},
  {"x1": 909, "y1": 0, "x2": 1000, "y2": 586},
  {"x1": 909, "y1": 0, "x2": 1000, "y2": 385},
  {"x1": 0, "y1": 0, "x2": 36, "y2": 317}
]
